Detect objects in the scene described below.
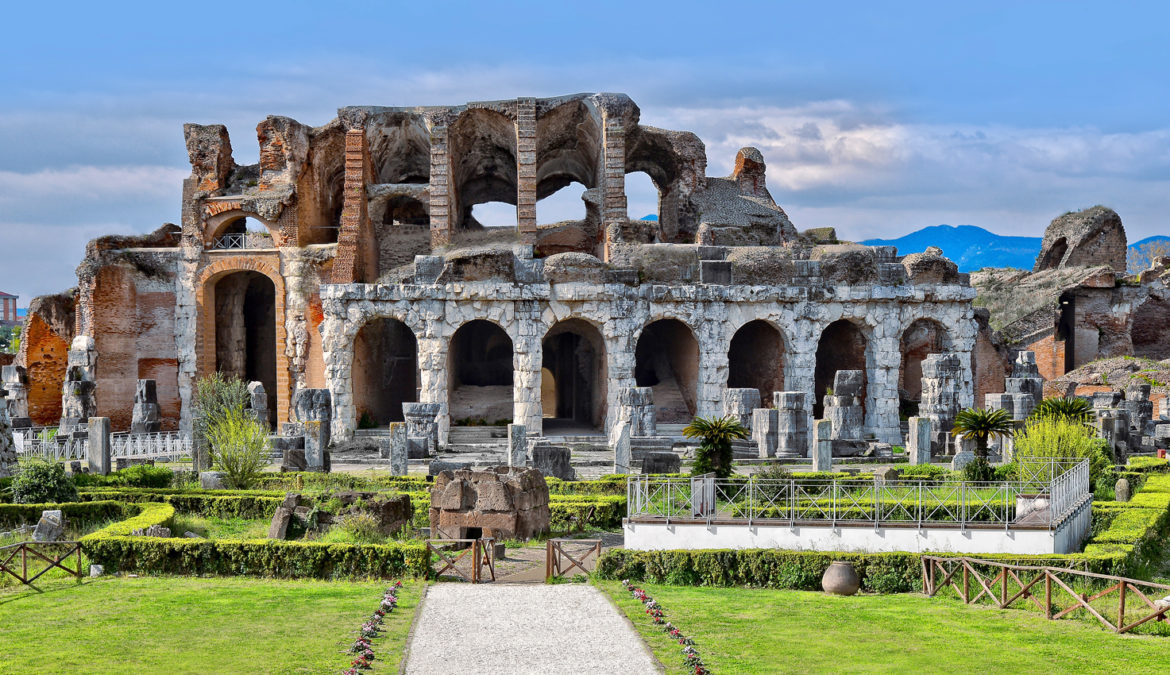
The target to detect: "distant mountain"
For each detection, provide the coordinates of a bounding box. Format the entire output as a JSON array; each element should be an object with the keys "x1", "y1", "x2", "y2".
[
  {"x1": 1130, "y1": 235, "x2": 1170, "y2": 251},
  {"x1": 860, "y1": 225, "x2": 1041, "y2": 272},
  {"x1": 640, "y1": 214, "x2": 658, "y2": 221}
]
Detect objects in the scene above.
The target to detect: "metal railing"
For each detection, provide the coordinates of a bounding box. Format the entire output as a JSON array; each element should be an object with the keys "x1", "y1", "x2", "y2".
[
  {"x1": 210, "y1": 233, "x2": 274, "y2": 250},
  {"x1": 110, "y1": 431, "x2": 192, "y2": 461},
  {"x1": 627, "y1": 459, "x2": 1091, "y2": 531},
  {"x1": 15, "y1": 436, "x2": 88, "y2": 462}
]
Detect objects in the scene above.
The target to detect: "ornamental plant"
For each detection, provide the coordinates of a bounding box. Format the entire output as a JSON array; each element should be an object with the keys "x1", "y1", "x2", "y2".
[
  {"x1": 12, "y1": 457, "x2": 78, "y2": 504},
  {"x1": 684, "y1": 415, "x2": 749, "y2": 478},
  {"x1": 207, "y1": 407, "x2": 271, "y2": 489},
  {"x1": 1029, "y1": 396, "x2": 1093, "y2": 424},
  {"x1": 1014, "y1": 416, "x2": 1111, "y2": 486},
  {"x1": 192, "y1": 372, "x2": 249, "y2": 438}
]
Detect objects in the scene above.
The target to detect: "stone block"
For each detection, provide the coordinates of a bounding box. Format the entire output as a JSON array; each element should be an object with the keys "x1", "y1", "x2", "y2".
[
  {"x1": 812, "y1": 419, "x2": 832, "y2": 472},
  {"x1": 532, "y1": 445, "x2": 574, "y2": 480},
  {"x1": 874, "y1": 466, "x2": 901, "y2": 484},
  {"x1": 131, "y1": 379, "x2": 161, "y2": 434},
  {"x1": 87, "y1": 416, "x2": 111, "y2": 476},
  {"x1": 752, "y1": 408, "x2": 779, "y2": 458},
  {"x1": 832, "y1": 370, "x2": 864, "y2": 399},
  {"x1": 641, "y1": 451, "x2": 681, "y2": 474},
  {"x1": 508, "y1": 424, "x2": 527, "y2": 467},
  {"x1": 389, "y1": 422, "x2": 408, "y2": 475},
  {"x1": 33, "y1": 510, "x2": 64, "y2": 542},
  {"x1": 611, "y1": 420, "x2": 631, "y2": 474},
  {"x1": 429, "y1": 460, "x2": 471, "y2": 476},
  {"x1": 700, "y1": 260, "x2": 732, "y2": 284},
  {"x1": 618, "y1": 387, "x2": 655, "y2": 437},
  {"x1": 303, "y1": 420, "x2": 329, "y2": 471},
  {"x1": 723, "y1": 388, "x2": 761, "y2": 428},
  {"x1": 281, "y1": 449, "x2": 307, "y2": 472},
  {"x1": 907, "y1": 417, "x2": 932, "y2": 465},
  {"x1": 950, "y1": 450, "x2": 975, "y2": 472},
  {"x1": 268, "y1": 507, "x2": 293, "y2": 539},
  {"x1": 1115, "y1": 477, "x2": 1131, "y2": 503}
]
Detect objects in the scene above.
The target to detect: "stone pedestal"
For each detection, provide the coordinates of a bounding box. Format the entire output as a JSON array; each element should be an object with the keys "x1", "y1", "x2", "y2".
[
  {"x1": 951, "y1": 450, "x2": 975, "y2": 472},
  {"x1": 0, "y1": 387, "x2": 14, "y2": 478},
  {"x1": 722, "y1": 388, "x2": 761, "y2": 429},
  {"x1": 87, "y1": 417, "x2": 111, "y2": 476},
  {"x1": 1005, "y1": 351, "x2": 1044, "y2": 410},
  {"x1": 402, "y1": 402, "x2": 440, "y2": 456},
  {"x1": 908, "y1": 416, "x2": 932, "y2": 465},
  {"x1": 1125, "y1": 384, "x2": 1154, "y2": 436},
  {"x1": 642, "y1": 452, "x2": 681, "y2": 474},
  {"x1": 619, "y1": 387, "x2": 655, "y2": 437},
  {"x1": 824, "y1": 371, "x2": 864, "y2": 441},
  {"x1": 60, "y1": 336, "x2": 98, "y2": 435},
  {"x1": 131, "y1": 379, "x2": 161, "y2": 434},
  {"x1": 532, "y1": 445, "x2": 574, "y2": 480},
  {"x1": 751, "y1": 408, "x2": 778, "y2": 458},
  {"x1": 611, "y1": 420, "x2": 631, "y2": 474},
  {"x1": 774, "y1": 391, "x2": 808, "y2": 457},
  {"x1": 508, "y1": 423, "x2": 527, "y2": 467},
  {"x1": 812, "y1": 419, "x2": 832, "y2": 472},
  {"x1": 294, "y1": 388, "x2": 332, "y2": 472},
  {"x1": 246, "y1": 381, "x2": 268, "y2": 428},
  {"x1": 2, "y1": 366, "x2": 28, "y2": 419},
  {"x1": 921, "y1": 353, "x2": 963, "y2": 452},
  {"x1": 388, "y1": 422, "x2": 407, "y2": 475}
]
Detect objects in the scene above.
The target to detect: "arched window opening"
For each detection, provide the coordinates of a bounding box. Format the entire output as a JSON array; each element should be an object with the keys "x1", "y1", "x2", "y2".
[
  {"x1": 635, "y1": 319, "x2": 699, "y2": 423},
  {"x1": 448, "y1": 320, "x2": 514, "y2": 425},
  {"x1": 728, "y1": 320, "x2": 784, "y2": 404},
  {"x1": 542, "y1": 319, "x2": 607, "y2": 433},
  {"x1": 213, "y1": 271, "x2": 277, "y2": 427},
  {"x1": 536, "y1": 181, "x2": 588, "y2": 226},
  {"x1": 352, "y1": 318, "x2": 418, "y2": 427},
  {"x1": 814, "y1": 320, "x2": 867, "y2": 419},
  {"x1": 624, "y1": 171, "x2": 660, "y2": 223}
]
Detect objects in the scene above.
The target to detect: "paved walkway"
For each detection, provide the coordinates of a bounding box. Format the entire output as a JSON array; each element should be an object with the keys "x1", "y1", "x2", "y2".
[{"x1": 403, "y1": 584, "x2": 662, "y2": 674}]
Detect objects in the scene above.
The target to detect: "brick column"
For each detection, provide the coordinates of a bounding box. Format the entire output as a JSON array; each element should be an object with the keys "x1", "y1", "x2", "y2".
[
  {"x1": 429, "y1": 123, "x2": 452, "y2": 248},
  {"x1": 600, "y1": 113, "x2": 627, "y2": 260},
  {"x1": 331, "y1": 128, "x2": 374, "y2": 283},
  {"x1": 515, "y1": 98, "x2": 537, "y2": 244}
]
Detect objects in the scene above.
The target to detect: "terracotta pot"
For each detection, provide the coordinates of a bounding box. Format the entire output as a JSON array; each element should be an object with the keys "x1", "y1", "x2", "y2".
[{"x1": 821, "y1": 560, "x2": 860, "y2": 596}]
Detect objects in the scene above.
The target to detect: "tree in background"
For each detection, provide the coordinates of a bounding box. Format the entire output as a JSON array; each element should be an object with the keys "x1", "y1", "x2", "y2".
[
  {"x1": 952, "y1": 407, "x2": 1015, "y2": 482},
  {"x1": 684, "y1": 415, "x2": 750, "y2": 479}
]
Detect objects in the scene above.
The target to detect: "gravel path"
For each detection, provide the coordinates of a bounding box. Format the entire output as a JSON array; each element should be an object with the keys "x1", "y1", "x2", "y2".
[{"x1": 403, "y1": 584, "x2": 662, "y2": 674}]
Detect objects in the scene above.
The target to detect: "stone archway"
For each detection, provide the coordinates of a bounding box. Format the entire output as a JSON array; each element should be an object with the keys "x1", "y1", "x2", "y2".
[
  {"x1": 728, "y1": 319, "x2": 785, "y2": 404},
  {"x1": 899, "y1": 318, "x2": 952, "y2": 417},
  {"x1": 212, "y1": 271, "x2": 277, "y2": 427},
  {"x1": 447, "y1": 320, "x2": 515, "y2": 424},
  {"x1": 635, "y1": 319, "x2": 699, "y2": 423},
  {"x1": 814, "y1": 319, "x2": 867, "y2": 419},
  {"x1": 352, "y1": 317, "x2": 419, "y2": 426},
  {"x1": 542, "y1": 319, "x2": 607, "y2": 432}
]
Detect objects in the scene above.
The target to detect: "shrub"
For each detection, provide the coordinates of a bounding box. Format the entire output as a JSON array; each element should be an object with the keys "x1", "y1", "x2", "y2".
[
  {"x1": 684, "y1": 416, "x2": 749, "y2": 478},
  {"x1": 11, "y1": 458, "x2": 78, "y2": 504},
  {"x1": 0, "y1": 500, "x2": 127, "y2": 528},
  {"x1": 74, "y1": 465, "x2": 174, "y2": 489},
  {"x1": 952, "y1": 407, "x2": 1014, "y2": 459},
  {"x1": 325, "y1": 512, "x2": 382, "y2": 545},
  {"x1": 899, "y1": 464, "x2": 951, "y2": 481},
  {"x1": 961, "y1": 457, "x2": 996, "y2": 483},
  {"x1": 1128, "y1": 456, "x2": 1169, "y2": 472},
  {"x1": 207, "y1": 408, "x2": 271, "y2": 489},
  {"x1": 193, "y1": 372, "x2": 249, "y2": 437},
  {"x1": 1029, "y1": 396, "x2": 1093, "y2": 424},
  {"x1": 1014, "y1": 416, "x2": 1111, "y2": 486}
]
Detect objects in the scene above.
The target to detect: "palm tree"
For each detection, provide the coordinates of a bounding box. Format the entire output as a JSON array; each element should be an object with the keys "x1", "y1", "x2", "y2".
[
  {"x1": 683, "y1": 415, "x2": 750, "y2": 478},
  {"x1": 951, "y1": 407, "x2": 1015, "y2": 459},
  {"x1": 1029, "y1": 396, "x2": 1093, "y2": 424}
]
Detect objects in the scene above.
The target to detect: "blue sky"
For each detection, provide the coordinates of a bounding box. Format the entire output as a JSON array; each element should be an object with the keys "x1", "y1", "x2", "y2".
[{"x1": 2, "y1": 1, "x2": 1169, "y2": 300}]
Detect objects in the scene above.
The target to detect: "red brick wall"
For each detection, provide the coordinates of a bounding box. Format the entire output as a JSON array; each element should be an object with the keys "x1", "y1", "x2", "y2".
[
  {"x1": 1026, "y1": 334, "x2": 1066, "y2": 382},
  {"x1": 24, "y1": 314, "x2": 69, "y2": 425}
]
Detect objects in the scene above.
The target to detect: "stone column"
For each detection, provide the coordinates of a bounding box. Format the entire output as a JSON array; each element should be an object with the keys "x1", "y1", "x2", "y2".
[
  {"x1": 244, "y1": 381, "x2": 267, "y2": 428},
  {"x1": 2, "y1": 365, "x2": 28, "y2": 420},
  {"x1": 812, "y1": 419, "x2": 833, "y2": 472},
  {"x1": 824, "y1": 370, "x2": 864, "y2": 441},
  {"x1": 868, "y1": 323, "x2": 903, "y2": 444},
  {"x1": 921, "y1": 353, "x2": 964, "y2": 453},
  {"x1": 513, "y1": 305, "x2": 543, "y2": 434},
  {"x1": 619, "y1": 387, "x2": 655, "y2": 437},
  {"x1": 388, "y1": 422, "x2": 407, "y2": 476},
  {"x1": 599, "y1": 108, "x2": 627, "y2": 262},
  {"x1": 403, "y1": 402, "x2": 440, "y2": 456},
  {"x1": 60, "y1": 335, "x2": 98, "y2": 435},
  {"x1": 1005, "y1": 351, "x2": 1044, "y2": 410},
  {"x1": 294, "y1": 388, "x2": 332, "y2": 472},
  {"x1": 0, "y1": 387, "x2": 15, "y2": 478},
  {"x1": 131, "y1": 379, "x2": 162, "y2": 434},
  {"x1": 774, "y1": 391, "x2": 809, "y2": 457},
  {"x1": 723, "y1": 388, "x2": 761, "y2": 429},
  {"x1": 428, "y1": 122, "x2": 452, "y2": 248},
  {"x1": 696, "y1": 319, "x2": 728, "y2": 421},
  {"x1": 508, "y1": 423, "x2": 527, "y2": 467},
  {"x1": 331, "y1": 128, "x2": 376, "y2": 283},
  {"x1": 611, "y1": 420, "x2": 631, "y2": 474},
  {"x1": 907, "y1": 416, "x2": 931, "y2": 466},
  {"x1": 515, "y1": 98, "x2": 537, "y2": 245},
  {"x1": 751, "y1": 408, "x2": 778, "y2": 458},
  {"x1": 87, "y1": 417, "x2": 111, "y2": 476}
]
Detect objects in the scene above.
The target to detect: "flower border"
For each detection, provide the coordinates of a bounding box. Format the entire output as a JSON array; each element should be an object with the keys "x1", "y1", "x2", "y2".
[
  {"x1": 341, "y1": 581, "x2": 403, "y2": 673},
  {"x1": 622, "y1": 579, "x2": 709, "y2": 675}
]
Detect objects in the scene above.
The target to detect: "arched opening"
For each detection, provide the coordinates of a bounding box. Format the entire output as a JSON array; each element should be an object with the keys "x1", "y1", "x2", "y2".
[
  {"x1": 542, "y1": 319, "x2": 607, "y2": 433},
  {"x1": 352, "y1": 318, "x2": 418, "y2": 427},
  {"x1": 536, "y1": 101, "x2": 600, "y2": 227},
  {"x1": 899, "y1": 319, "x2": 952, "y2": 418},
  {"x1": 448, "y1": 320, "x2": 514, "y2": 425},
  {"x1": 213, "y1": 271, "x2": 277, "y2": 426},
  {"x1": 536, "y1": 181, "x2": 588, "y2": 225},
  {"x1": 728, "y1": 320, "x2": 784, "y2": 404},
  {"x1": 376, "y1": 194, "x2": 432, "y2": 272},
  {"x1": 449, "y1": 109, "x2": 518, "y2": 231},
  {"x1": 468, "y1": 201, "x2": 517, "y2": 228},
  {"x1": 1133, "y1": 297, "x2": 1170, "y2": 359},
  {"x1": 1036, "y1": 237, "x2": 1068, "y2": 271},
  {"x1": 635, "y1": 319, "x2": 699, "y2": 423},
  {"x1": 814, "y1": 319, "x2": 867, "y2": 419},
  {"x1": 207, "y1": 214, "x2": 280, "y2": 249},
  {"x1": 624, "y1": 171, "x2": 660, "y2": 222},
  {"x1": 368, "y1": 114, "x2": 431, "y2": 185}
]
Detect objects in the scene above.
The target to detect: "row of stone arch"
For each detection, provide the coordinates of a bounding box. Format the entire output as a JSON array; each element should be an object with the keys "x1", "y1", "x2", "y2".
[{"x1": 349, "y1": 315, "x2": 953, "y2": 431}]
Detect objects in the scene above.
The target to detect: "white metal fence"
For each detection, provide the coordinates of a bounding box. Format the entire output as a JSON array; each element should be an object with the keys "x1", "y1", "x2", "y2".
[
  {"x1": 14, "y1": 429, "x2": 88, "y2": 462},
  {"x1": 627, "y1": 459, "x2": 1092, "y2": 531},
  {"x1": 110, "y1": 431, "x2": 192, "y2": 462}
]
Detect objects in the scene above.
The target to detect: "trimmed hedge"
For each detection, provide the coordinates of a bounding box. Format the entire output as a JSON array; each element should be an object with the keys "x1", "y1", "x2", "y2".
[
  {"x1": 79, "y1": 489, "x2": 282, "y2": 520},
  {"x1": 550, "y1": 495, "x2": 627, "y2": 531},
  {"x1": 82, "y1": 502, "x2": 175, "y2": 538},
  {"x1": 0, "y1": 500, "x2": 130, "y2": 528}
]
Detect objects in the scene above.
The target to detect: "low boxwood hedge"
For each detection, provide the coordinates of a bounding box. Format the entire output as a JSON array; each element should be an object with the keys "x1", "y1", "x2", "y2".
[
  {"x1": 78, "y1": 489, "x2": 283, "y2": 520},
  {"x1": 0, "y1": 500, "x2": 130, "y2": 529}
]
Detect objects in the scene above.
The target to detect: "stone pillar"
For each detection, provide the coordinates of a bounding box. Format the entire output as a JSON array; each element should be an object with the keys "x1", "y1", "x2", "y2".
[
  {"x1": 513, "y1": 305, "x2": 543, "y2": 434},
  {"x1": 515, "y1": 98, "x2": 537, "y2": 245},
  {"x1": 619, "y1": 387, "x2": 655, "y2": 437},
  {"x1": 600, "y1": 108, "x2": 627, "y2": 262},
  {"x1": 774, "y1": 391, "x2": 809, "y2": 458},
  {"x1": 868, "y1": 327, "x2": 903, "y2": 444},
  {"x1": 508, "y1": 423, "x2": 527, "y2": 468},
  {"x1": 60, "y1": 335, "x2": 98, "y2": 435},
  {"x1": 294, "y1": 388, "x2": 332, "y2": 471},
  {"x1": 611, "y1": 420, "x2": 632, "y2": 474},
  {"x1": 907, "y1": 416, "x2": 932, "y2": 466},
  {"x1": 1125, "y1": 384, "x2": 1154, "y2": 439},
  {"x1": 245, "y1": 381, "x2": 268, "y2": 428},
  {"x1": 824, "y1": 370, "x2": 864, "y2": 441},
  {"x1": 428, "y1": 123, "x2": 452, "y2": 248},
  {"x1": 388, "y1": 422, "x2": 407, "y2": 476},
  {"x1": 87, "y1": 417, "x2": 111, "y2": 476},
  {"x1": 920, "y1": 353, "x2": 963, "y2": 454},
  {"x1": 751, "y1": 408, "x2": 778, "y2": 458},
  {"x1": 722, "y1": 388, "x2": 761, "y2": 429},
  {"x1": 331, "y1": 128, "x2": 376, "y2": 283},
  {"x1": 0, "y1": 387, "x2": 15, "y2": 478},
  {"x1": 2, "y1": 365, "x2": 28, "y2": 420},
  {"x1": 131, "y1": 379, "x2": 162, "y2": 434},
  {"x1": 403, "y1": 402, "x2": 441, "y2": 456},
  {"x1": 812, "y1": 419, "x2": 833, "y2": 472},
  {"x1": 1005, "y1": 351, "x2": 1044, "y2": 411}
]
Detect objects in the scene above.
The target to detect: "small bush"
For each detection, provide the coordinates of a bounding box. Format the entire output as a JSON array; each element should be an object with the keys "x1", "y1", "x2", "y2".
[
  {"x1": 325, "y1": 512, "x2": 382, "y2": 545},
  {"x1": 961, "y1": 458, "x2": 996, "y2": 483},
  {"x1": 74, "y1": 465, "x2": 174, "y2": 489},
  {"x1": 208, "y1": 408, "x2": 271, "y2": 489},
  {"x1": 684, "y1": 416, "x2": 749, "y2": 479},
  {"x1": 899, "y1": 464, "x2": 951, "y2": 481},
  {"x1": 11, "y1": 458, "x2": 78, "y2": 504},
  {"x1": 1014, "y1": 416, "x2": 1110, "y2": 486}
]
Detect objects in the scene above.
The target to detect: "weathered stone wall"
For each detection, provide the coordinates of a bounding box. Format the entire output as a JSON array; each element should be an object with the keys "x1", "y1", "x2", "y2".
[{"x1": 16, "y1": 290, "x2": 77, "y2": 425}]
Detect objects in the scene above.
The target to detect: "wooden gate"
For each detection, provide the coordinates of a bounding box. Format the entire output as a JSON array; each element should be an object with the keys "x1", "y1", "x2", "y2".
[
  {"x1": 545, "y1": 539, "x2": 602, "y2": 581},
  {"x1": 0, "y1": 541, "x2": 84, "y2": 589},
  {"x1": 426, "y1": 538, "x2": 497, "y2": 583}
]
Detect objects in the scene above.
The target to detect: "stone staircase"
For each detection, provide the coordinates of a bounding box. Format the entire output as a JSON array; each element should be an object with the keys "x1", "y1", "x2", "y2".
[
  {"x1": 651, "y1": 378, "x2": 692, "y2": 423},
  {"x1": 445, "y1": 425, "x2": 509, "y2": 454}
]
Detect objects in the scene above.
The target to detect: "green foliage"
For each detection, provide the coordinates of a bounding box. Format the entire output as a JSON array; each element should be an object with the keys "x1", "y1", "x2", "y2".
[
  {"x1": 1014, "y1": 416, "x2": 1111, "y2": 486},
  {"x1": 73, "y1": 465, "x2": 175, "y2": 489},
  {"x1": 82, "y1": 501, "x2": 176, "y2": 538},
  {"x1": 193, "y1": 372, "x2": 249, "y2": 437},
  {"x1": 356, "y1": 410, "x2": 378, "y2": 430},
  {"x1": 78, "y1": 488, "x2": 283, "y2": 520},
  {"x1": 684, "y1": 415, "x2": 749, "y2": 478},
  {"x1": 548, "y1": 495, "x2": 627, "y2": 532},
  {"x1": 322, "y1": 512, "x2": 382, "y2": 545},
  {"x1": 207, "y1": 407, "x2": 271, "y2": 489},
  {"x1": 1127, "y1": 456, "x2": 1170, "y2": 472},
  {"x1": 952, "y1": 407, "x2": 1014, "y2": 458},
  {"x1": 898, "y1": 464, "x2": 952, "y2": 481},
  {"x1": 1029, "y1": 396, "x2": 1093, "y2": 424},
  {"x1": 0, "y1": 500, "x2": 127, "y2": 528},
  {"x1": 961, "y1": 457, "x2": 996, "y2": 482},
  {"x1": 11, "y1": 457, "x2": 78, "y2": 503}
]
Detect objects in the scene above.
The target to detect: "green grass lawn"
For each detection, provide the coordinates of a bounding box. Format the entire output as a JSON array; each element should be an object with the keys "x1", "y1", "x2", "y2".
[
  {"x1": 598, "y1": 581, "x2": 1170, "y2": 674},
  {"x1": 0, "y1": 576, "x2": 422, "y2": 674}
]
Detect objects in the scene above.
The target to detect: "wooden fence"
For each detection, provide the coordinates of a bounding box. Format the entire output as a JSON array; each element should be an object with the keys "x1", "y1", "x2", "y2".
[
  {"x1": 545, "y1": 539, "x2": 602, "y2": 581},
  {"x1": 0, "y1": 541, "x2": 84, "y2": 589},
  {"x1": 922, "y1": 556, "x2": 1170, "y2": 634},
  {"x1": 426, "y1": 539, "x2": 496, "y2": 583}
]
